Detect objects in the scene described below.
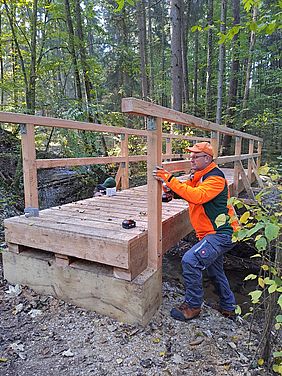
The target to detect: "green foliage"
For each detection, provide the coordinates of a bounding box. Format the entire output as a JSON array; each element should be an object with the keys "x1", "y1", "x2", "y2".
[{"x1": 229, "y1": 166, "x2": 282, "y2": 373}]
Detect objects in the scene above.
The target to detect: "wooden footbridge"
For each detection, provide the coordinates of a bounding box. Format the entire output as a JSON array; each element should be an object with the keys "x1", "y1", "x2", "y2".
[{"x1": 2, "y1": 98, "x2": 263, "y2": 325}]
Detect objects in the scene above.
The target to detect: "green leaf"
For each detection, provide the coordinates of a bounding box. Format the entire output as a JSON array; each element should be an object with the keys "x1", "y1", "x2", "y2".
[
  {"x1": 278, "y1": 295, "x2": 282, "y2": 310},
  {"x1": 268, "y1": 284, "x2": 277, "y2": 293},
  {"x1": 265, "y1": 223, "x2": 280, "y2": 242},
  {"x1": 258, "y1": 165, "x2": 270, "y2": 175},
  {"x1": 257, "y1": 358, "x2": 264, "y2": 366},
  {"x1": 258, "y1": 277, "x2": 265, "y2": 288},
  {"x1": 247, "y1": 223, "x2": 264, "y2": 237},
  {"x1": 215, "y1": 213, "x2": 227, "y2": 228},
  {"x1": 255, "y1": 237, "x2": 267, "y2": 251},
  {"x1": 273, "y1": 364, "x2": 282, "y2": 373},
  {"x1": 244, "y1": 274, "x2": 257, "y2": 281},
  {"x1": 275, "y1": 323, "x2": 281, "y2": 330},
  {"x1": 276, "y1": 315, "x2": 282, "y2": 323},
  {"x1": 249, "y1": 290, "x2": 262, "y2": 303},
  {"x1": 240, "y1": 211, "x2": 250, "y2": 224},
  {"x1": 235, "y1": 305, "x2": 241, "y2": 315}
]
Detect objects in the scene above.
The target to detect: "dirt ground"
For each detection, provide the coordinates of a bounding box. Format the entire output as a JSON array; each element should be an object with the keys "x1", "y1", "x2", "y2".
[{"x1": 0, "y1": 249, "x2": 273, "y2": 376}]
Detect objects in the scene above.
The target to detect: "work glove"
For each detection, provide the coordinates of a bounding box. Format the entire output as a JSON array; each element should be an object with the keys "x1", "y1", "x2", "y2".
[{"x1": 152, "y1": 166, "x2": 172, "y2": 183}]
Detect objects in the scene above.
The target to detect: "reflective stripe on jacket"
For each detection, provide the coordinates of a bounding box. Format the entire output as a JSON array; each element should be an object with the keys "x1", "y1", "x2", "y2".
[{"x1": 166, "y1": 162, "x2": 239, "y2": 240}]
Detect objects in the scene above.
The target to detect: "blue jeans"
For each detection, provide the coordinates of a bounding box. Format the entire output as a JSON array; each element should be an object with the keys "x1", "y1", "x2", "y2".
[{"x1": 181, "y1": 233, "x2": 236, "y2": 311}]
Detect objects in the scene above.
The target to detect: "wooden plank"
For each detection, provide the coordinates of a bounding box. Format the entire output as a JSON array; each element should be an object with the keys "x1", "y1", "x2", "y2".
[
  {"x1": 55, "y1": 253, "x2": 71, "y2": 267},
  {"x1": 210, "y1": 131, "x2": 219, "y2": 158},
  {"x1": 7, "y1": 243, "x2": 21, "y2": 254},
  {"x1": 122, "y1": 98, "x2": 263, "y2": 141},
  {"x1": 120, "y1": 133, "x2": 129, "y2": 189},
  {"x1": 248, "y1": 140, "x2": 254, "y2": 181},
  {"x1": 257, "y1": 141, "x2": 263, "y2": 168},
  {"x1": 233, "y1": 137, "x2": 242, "y2": 196},
  {"x1": 162, "y1": 159, "x2": 191, "y2": 173},
  {"x1": 236, "y1": 161, "x2": 255, "y2": 200},
  {"x1": 4, "y1": 220, "x2": 130, "y2": 268},
  {"x1": 0, "y1": 110, "x2": 148, "y2": 136},
  {"x1": 251, "y1": 158, "x2": 264, "y2": 188},
  {"x1": 147, "y1": 117, "x2": 162, "y2": 270},
  {"x1": 216, "y1": 153, "x2": 259, "y2": 164},
  {"x1": 21, "y1": 123, "x2": 38, "y2": 208}
]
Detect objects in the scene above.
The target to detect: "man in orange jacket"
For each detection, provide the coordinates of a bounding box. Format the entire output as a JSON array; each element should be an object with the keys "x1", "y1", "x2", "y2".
[{"x1": 153, "y1": 142, "x2": 238, "y2": 321}]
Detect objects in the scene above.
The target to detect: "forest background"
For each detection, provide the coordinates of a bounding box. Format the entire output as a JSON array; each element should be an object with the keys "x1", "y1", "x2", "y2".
[
  {"x1": 0, "y1": 0, "x2": 281, "y2": 373},
  {"x1": 0, "y1": 0, "x2": 281, "y2": 162}
]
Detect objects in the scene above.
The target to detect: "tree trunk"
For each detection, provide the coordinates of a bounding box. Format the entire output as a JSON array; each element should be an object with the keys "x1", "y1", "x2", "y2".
[
  {"x1": 161, "y1": 0, "x2": 168, "y2": 106},
  {"x1": 4, "y1": 1, "x2": 29, "y2": 112},
  {"x1": 205, "y1": 0, "x2": 213, "y2": 120},
  {"x1": 241, "y1": 6, "x2": 258, "y2": 119},
  {"x1": 27, "y1": 0, "x2": 38, "y2": 114},
  {"x1": 182, "y1": 0, "x2": 191, "y2": 109},
  {"x1": 64, "y1": 0, "x2": 83, "y2": 107},
  {"x1": 193, "y1": 29, "x2": 199, "y2": 115},
  {"x1": 0, "y1": 8, "x2": 4, "y2": 110},
  {"x1": 137, "y1": 0, "x2": 149, "y2": 100},
  {"x1": 74, "y1": 0, "x2": 93, "y2": 121},
  {"x1": 170, "y1": 0, "x2": 183, "y2": 112},
  {"x1": 222, "y1": 0, "x2": 240, "y2": 154},
  {"x1": 148, "y1": 0, "x2": 154, "y2": 99},
  {"x1": 216, "y1": 0, "x2": 227, "y2": 125}
]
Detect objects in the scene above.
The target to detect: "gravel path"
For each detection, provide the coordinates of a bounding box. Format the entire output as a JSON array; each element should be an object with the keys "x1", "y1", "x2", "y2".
[{"x1": 0, "y1": 256, "x2": 272, "y2": 376}]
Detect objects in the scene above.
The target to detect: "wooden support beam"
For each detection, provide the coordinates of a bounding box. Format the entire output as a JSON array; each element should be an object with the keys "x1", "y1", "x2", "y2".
[
  {"x1": 257, "y1": 141, "x2": 263, "y2": 169},
  {"x1": 147, "y1": 117, "x2": 162, "y2": 270},
  {"x1": 162, "y1": 159, "x2": 191, "y2": 173},
  {"x1": 165, "y1": 137, "x2": 172, "y2": 161},
  {"x1": 21, "y1": 123, "x2": 39, "y2": 209},
  {"x1": 236, "y1": 161, "x2": 255, "y2": 200},
  {"x1": 251, "y1": 158, "x2": 264, "y2": 188},
  {"x1": 233, "y1": 137, "x2": 242, "y2": 196},
  {"x1": 248, "y1": 140, "x2": 254, "y2": 181},
  {"x1": 210, "y1": 131, "x2": 219, "y2": 158},
  {"x1": 120, "y1": 133, "x2": 129, "y2": 189},
  {"x1": 55, "y1": 253, "x2": 71, "y2": 267}
]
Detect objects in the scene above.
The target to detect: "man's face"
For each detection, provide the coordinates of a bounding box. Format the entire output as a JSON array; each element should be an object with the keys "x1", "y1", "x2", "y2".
[{"x1": 190, "y1": 152, "x2": 211, "y2": 171}]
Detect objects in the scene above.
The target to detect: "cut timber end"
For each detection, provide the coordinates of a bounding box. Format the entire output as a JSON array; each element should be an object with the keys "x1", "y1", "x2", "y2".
[{"x1": 3, "y1": 249, "x2": 162, "y2": 326}]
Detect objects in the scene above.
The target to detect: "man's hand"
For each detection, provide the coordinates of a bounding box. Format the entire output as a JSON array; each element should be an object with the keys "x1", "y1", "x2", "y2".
[{"x1": 152, "y1": 166, "x2": 171, "y2": 182}]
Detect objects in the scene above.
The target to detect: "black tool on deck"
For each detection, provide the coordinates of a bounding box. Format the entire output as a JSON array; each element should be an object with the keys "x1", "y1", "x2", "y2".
[{"x1": 122, "y1": 219, "x2": 136, "y2": 229}]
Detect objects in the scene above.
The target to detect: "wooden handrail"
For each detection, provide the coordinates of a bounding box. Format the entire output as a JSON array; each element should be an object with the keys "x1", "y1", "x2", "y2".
[{"x1": 122, "y1": 97, "x2": 263, "y2": 142}]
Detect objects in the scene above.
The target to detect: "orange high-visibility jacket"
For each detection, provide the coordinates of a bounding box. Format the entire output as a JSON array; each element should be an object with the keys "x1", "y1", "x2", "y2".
[{"x1": 166, "y1": 162, "x2": 238, "y2": 240}]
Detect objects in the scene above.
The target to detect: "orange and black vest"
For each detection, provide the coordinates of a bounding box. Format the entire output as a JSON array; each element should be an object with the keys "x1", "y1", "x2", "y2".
[{"x1": 166, "y1": 162, "x2": 238, "y2": 240}]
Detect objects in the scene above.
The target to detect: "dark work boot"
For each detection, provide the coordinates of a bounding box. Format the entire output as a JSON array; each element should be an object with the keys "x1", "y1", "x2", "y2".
[
  {"x1": 170, "y1": 302, "x2": 201, "y2": 322},
  {"x1": 206, "y1": 302, "x2": 237, "y2": 320}
]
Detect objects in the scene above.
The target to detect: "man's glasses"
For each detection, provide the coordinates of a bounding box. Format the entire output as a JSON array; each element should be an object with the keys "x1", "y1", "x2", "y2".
[{"x1": 190, "y1": 154, "x2": 207, "y2": 160}]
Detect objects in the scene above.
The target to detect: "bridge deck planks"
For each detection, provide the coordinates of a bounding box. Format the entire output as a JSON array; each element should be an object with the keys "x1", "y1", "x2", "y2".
[{"x1": 4, "y1": 168, "x2": 247, "y2": 280}]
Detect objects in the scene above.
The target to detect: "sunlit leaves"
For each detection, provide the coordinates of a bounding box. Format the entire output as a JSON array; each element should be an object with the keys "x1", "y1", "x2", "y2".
[
  {"x1": 215, "y1": 213, "x2": 227, "y2": 228},
  {"x1": 249, "y1": 290, "x2": 262, "y2": 303},
  {"x1": 255, "y1": 236, "x2": 267, "y2": 251},
  {"x1": 265, "y1": 223, "x2": 280, "y2": 241}
]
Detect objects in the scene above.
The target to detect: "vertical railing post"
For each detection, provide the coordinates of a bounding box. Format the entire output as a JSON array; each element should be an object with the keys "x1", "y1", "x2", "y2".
[
  {"x1": 120, "y1": 133, "x2": 129, "y2": 189},
  {"x1": 147, "y1": 116, "x2": 162, "y2": 270},
  {"x1": 234, "y1": 136, "x2": 242, "y2": 196},
  {"x1": 165, "y1": 136, "x2": 172, "y2": 161},
  {"x1": 211, "y1": 131, "x2": 219, "y2": 159},
  {"x1": 257, "y1": 141, "x2": 262, "y2": 169},
  {"x1": 20, "y1": 123, "x2": 39, "y2": 211},
  {"x1": 248, "y1": 139, "x2": 254, "y2": 182}
]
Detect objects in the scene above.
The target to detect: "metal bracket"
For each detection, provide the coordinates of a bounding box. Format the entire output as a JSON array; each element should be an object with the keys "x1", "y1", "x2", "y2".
[
  {"x1": 24, "y1": 207, "x2": 39, "y2": 218},
  {"x1": 120, "y1": 133, "x2": 125, "y2": 141},
  {"x1": 166, "y1": 138, "x2": 171, "y2": 143},
  {"x1": 20, "y1": 123, "x2": 27, "y2": 135},
  {"x1": 147, "y1": 117, "x2": 157, "y2": 131},
  {"x1": 121, "y1": 162, "x2": 126, "y2": 168}
]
